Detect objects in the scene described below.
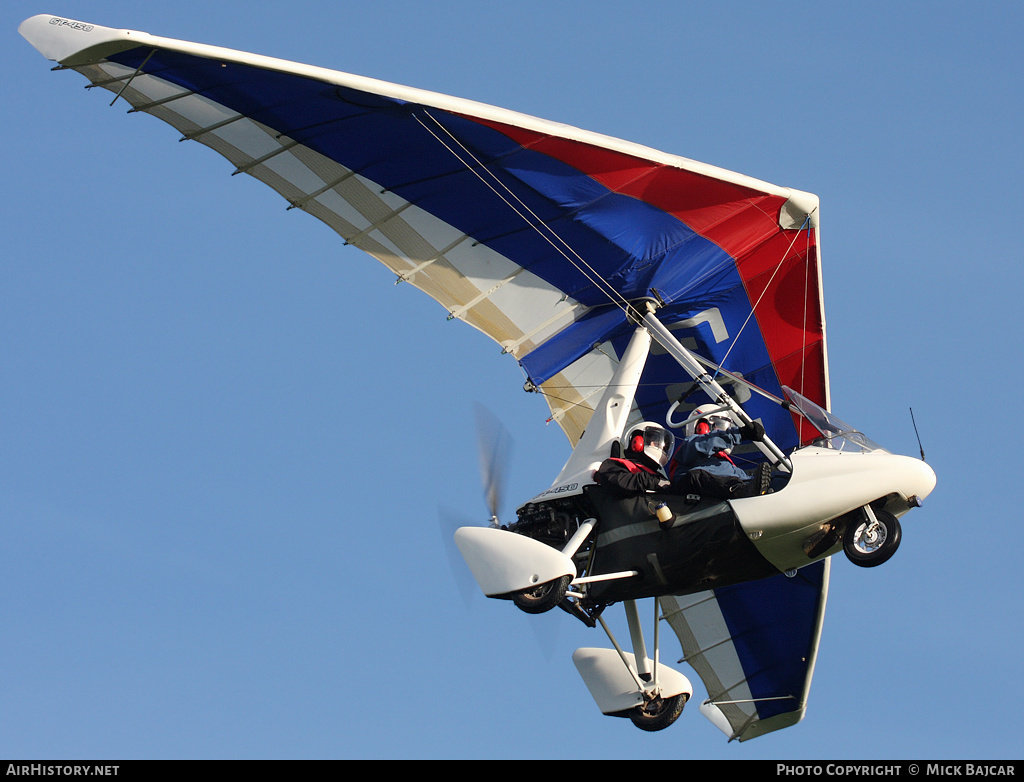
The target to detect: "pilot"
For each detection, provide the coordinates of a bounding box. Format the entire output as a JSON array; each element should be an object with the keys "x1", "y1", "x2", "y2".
[
  {"x1": 593, "y1": 422, "x2": 675, "y2": 495},
  {"x1": 670, "y1": 406, "x2": 773, "y2": 499}
]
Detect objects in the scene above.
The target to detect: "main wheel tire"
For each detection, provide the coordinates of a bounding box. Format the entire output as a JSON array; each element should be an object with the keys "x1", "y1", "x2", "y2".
[
  {"x1": 843, "y1": 509, "x2": 901, "y2": 568},
  {"x1": 512, "y1": 574, "x2": 571, "y2": 614},
  {"x1": 629, "y1": 693, "x2": 688, "y2": 732}
]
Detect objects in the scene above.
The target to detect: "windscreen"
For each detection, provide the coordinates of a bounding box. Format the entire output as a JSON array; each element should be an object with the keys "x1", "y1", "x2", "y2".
[{"x1": 783, "y1": 386, "x2": 887, "y2": 453}]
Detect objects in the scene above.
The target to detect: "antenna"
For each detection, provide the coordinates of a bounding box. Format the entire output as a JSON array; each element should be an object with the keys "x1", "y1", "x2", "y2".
[{"x1": 909, "y1": 407, "x2": 926, "y2": 461}]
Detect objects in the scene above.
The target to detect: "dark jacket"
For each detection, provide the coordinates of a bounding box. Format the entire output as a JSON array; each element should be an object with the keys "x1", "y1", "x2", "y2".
[{"x1": 593, "y1": 457, "x2": 669, "y2": 495}]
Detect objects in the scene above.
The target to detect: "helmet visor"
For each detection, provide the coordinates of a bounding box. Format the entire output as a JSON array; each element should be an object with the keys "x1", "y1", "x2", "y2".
[
  {"x1": 643, "y1": 427, "x2": 674, "y2": 460},
  {"x1": 710, "y1": 416, "x2": 732, "y2": 432}
]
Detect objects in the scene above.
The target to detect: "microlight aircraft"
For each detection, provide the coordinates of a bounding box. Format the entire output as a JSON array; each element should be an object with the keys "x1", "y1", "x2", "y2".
[{"x1": 21, "y1": 14, "x2": 936, "y2": 741}]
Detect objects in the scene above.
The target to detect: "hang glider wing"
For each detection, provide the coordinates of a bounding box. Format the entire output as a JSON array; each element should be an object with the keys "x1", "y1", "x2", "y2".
[
  {"x1": 661, "y1": 558, "x2": 829, "y2": 741},
  {"x1": 21, "y1": 14, "x2": 828, "y2": 450}
]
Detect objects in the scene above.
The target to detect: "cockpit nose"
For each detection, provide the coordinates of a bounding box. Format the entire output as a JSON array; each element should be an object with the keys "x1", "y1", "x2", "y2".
[{"x1": 903, "y1": 456, "x2": 937, "y2": 503}]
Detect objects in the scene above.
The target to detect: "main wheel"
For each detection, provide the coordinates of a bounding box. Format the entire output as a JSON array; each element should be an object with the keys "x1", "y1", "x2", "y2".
[
  {"x1": 629, "y1": 693, "x2": 688, "y2": 732},
  {"x1": 512, "y1": 574, "x2": 571, "y2": 614},
  {"x1": 843, "y1": 509, "x2": 901, "y2": 567}
]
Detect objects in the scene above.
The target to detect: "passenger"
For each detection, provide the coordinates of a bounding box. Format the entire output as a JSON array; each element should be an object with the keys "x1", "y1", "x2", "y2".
[
  {"x1": 593, "y1": 422, "x2": 674, "y2": 495},
  {"x1": 671, "y1": 406, "x2": 772, "y2": 499}
]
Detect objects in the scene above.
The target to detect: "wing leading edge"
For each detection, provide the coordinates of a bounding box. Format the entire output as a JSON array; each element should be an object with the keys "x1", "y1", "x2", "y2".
[
  {"x1": 21, "y1": 14, "x2": 828, "y2": 449},
  {"x1": 661, "y1": 558, "x2": 830, "y2": 741}
]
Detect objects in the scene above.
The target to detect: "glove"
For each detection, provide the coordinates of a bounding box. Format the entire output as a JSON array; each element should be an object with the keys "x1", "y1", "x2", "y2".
[{"x1": 740, "y1": 420, "x2": 765, "y2": 442}]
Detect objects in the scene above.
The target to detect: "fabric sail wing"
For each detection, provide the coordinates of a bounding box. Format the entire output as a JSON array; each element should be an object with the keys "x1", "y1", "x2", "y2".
[
  {"x1": 21, "y1": 14, "x2": 827, "y2": 451},
  {"x1": 661, "y1": 559, "x2": 830, "y2": 741}
]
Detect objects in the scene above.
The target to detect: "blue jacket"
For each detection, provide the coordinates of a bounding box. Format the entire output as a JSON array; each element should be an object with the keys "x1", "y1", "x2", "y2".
[{"x1": 675, "y1": 429, "x2": 749, "y2": 481}]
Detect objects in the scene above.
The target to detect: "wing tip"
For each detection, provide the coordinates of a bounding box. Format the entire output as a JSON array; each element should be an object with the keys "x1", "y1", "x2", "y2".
[
  {"x1": 780, "y1": 189, "x2": 820, "y2": 230},
  {"x1": 19, "y1": 14, "x2": 144, "y2": 66}
]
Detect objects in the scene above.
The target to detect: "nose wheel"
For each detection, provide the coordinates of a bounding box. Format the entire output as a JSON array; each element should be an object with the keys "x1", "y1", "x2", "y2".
[{"x1": 843, "y1": 507, "x2": 901, "y2": 567}]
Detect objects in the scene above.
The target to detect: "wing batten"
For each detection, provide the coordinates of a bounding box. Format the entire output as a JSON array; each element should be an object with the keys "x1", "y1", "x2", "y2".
[{"x1": 73, "y1": 58, "x2": 575, "y2": 368}]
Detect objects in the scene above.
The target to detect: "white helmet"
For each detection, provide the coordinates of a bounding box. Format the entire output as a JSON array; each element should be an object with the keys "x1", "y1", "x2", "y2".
[
  {"x1": 622, "y1": 422, "x2": 675, "y2": 467},
  {"x1": 684, "y1": 405, "x2": 735, "y2": 438}
]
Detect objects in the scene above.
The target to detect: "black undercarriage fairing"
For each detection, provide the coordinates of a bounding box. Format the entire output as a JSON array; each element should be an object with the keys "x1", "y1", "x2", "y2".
[
  {"x1": 510, "y1": 485, "x2": 779, "y2": 612},
  {"x1": 582, "y1": 487, "x2": 779, "y2": 603}
]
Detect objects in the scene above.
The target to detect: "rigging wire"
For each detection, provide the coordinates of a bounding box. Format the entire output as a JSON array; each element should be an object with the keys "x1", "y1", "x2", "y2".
[
  {"x1": 797, "y1": 220, "x2": 817, "y2": 404},
  {"x1": 710, "y1": 212, "x2": 814, "y2": 384},
  {"x1": 414, "y1": 110, "x2": 637, "y2": 319}
]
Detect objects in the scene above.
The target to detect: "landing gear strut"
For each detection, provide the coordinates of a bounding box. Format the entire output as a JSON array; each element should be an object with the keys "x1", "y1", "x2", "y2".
[{"x1": 577, "y1": 598, "x2": 691, "y2": 732}]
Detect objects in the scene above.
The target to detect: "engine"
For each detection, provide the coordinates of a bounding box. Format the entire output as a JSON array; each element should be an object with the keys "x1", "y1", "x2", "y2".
[{"x1": 509, "y1": 496, "x2": 595, "y2": 556}]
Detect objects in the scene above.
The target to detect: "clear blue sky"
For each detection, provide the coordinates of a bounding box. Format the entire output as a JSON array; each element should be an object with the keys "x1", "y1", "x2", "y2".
[{"x1": 4, "y1": 0, "x2": 1022, "y2": 760}]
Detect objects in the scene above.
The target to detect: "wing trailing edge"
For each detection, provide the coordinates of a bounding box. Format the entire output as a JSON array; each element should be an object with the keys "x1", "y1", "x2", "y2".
[{"x1": 661, "y1": 559, "x2": 830, "y2": 741}]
